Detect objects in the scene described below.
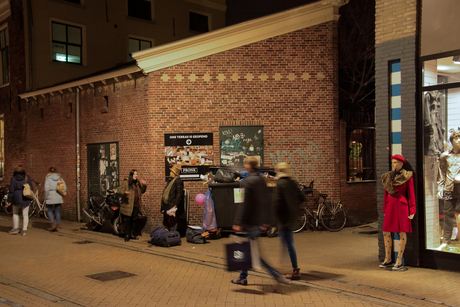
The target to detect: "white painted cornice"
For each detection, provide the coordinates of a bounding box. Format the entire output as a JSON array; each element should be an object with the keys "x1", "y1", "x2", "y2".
[
  {"x1": 133, "y1": 0, "x2": 344, "y2": 74},
  {"x1": 185, "y1": 0, "x2": 226, "y2": 11},
  {"x1": 0, "y1": 0, "x2": 11, "y2": 23},
  {"x1": 19, "y1": 65, "x2": 142, "y2": 99}
]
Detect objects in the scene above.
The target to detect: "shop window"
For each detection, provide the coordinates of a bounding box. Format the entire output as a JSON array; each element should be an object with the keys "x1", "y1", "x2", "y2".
[
  {"x1": 347, "y1": 128, "x2": 375, "y2": 182},
  {"x1": 128, "y1": 0, "x2": 152, "y2": 21},
  {"x1": 128, "y1": 37, "x2": 152, "y2": 61},
  {"x1": 52, "y1": 22, "x2": 82, "y2": 64},
  {"x1": 87, "y1": 143, "x2": 119, "y2": 197},
  {"x1": 0, "y1": 28, "x2": 9, "y2": 85},
  {"x1": 422, "y1": 52, "x2": 460, "y2": 254},
  {"x1": 0, "y1": 115, "x2": 4, "y2": 179},
  {"x1": 189, "y1": 11, "x2": 209, "y2": 33}
]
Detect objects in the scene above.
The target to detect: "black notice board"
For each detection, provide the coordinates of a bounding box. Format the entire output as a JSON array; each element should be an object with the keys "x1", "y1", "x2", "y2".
[{"x1": 219, "y1": 126, "x2": 264, "y2": 167}]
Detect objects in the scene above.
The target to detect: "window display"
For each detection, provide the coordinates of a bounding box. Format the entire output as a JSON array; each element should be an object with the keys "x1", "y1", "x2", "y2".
[{"x1": 423, "y1": 55, "x2": 460, "y2": 253}]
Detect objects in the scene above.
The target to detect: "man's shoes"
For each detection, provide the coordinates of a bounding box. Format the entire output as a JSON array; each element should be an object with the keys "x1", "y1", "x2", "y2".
[
  {"x1": 124, "y1": 235, "x2": 130, "y2": 242},
  {"x1": 231, "y1": 278, "x2": 247, "y2": 286},
  {"x1": 286, "y1": 268, "x2": 301, "y2": 280},
  {"x1": 20, "y1": 230, "x2": 27, "y2": 236},
  {"x1": 392, "y1": 264, "x2": 408, "y2": 271},
  {"x1": 8, "y1": 228, "x2": 19, "y2": 235},
  {"x1": 435, "y1": 243, "x2": 448, "y2": 251},
  {"x1": 379, "y1": 261, "x2": 393, "y2": 268},
  {"x1": 129, "y1": 235, "x2": 139, "y2": 240},
  {"x1": 275, "y1": 274, "x2": 291, "y2": 285}
]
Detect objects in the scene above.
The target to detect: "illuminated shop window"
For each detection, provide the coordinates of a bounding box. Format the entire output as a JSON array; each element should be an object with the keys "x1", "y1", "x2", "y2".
[
  {"x1": 347, "y1": 128, "x2": 375, "y2": 182},
  {"x1": 52, "y1": 22, "x2": 82, "y2": 64}
]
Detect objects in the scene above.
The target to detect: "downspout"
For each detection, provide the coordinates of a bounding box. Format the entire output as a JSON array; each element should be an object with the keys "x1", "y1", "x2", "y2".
[{"x1": 76, "y1": 87, "x2": 81, "y2": 221}]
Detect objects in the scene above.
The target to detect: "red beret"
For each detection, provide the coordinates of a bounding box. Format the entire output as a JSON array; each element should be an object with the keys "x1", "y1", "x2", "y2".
[{"x1": 391, "y1": 154, "x2": 406, "y2": 164}]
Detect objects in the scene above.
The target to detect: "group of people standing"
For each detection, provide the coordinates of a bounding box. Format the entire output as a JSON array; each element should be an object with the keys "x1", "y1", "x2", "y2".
[{"x1": 7, "y1": 165, "x2": 67, "y2": 236}]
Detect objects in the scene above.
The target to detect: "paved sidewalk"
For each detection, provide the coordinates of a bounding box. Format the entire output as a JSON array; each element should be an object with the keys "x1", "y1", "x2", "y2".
[{"x1": 0, "y1": 213, "x2": 459, "y2": 307}]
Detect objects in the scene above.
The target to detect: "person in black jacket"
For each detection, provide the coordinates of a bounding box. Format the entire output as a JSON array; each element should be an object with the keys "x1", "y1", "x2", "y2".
[
  {"x1": 6, "y1": 165, "x2": 34, "y2": 236},
  {"x1": 231, "y1": 157, "x2": 289, "y2": 286},
  {"x1": 273, "y1": 162, "x2": 303, "y2": 280},
  {"x1": 161, "y1": 164, "x2": 184, "y2": 231}
]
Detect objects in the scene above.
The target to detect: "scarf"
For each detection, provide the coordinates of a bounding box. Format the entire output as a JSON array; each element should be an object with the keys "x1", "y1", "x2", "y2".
[
  {"x1": 381, "y1": 169, "x2": 413, "y2": 195},
  {"x1": 162, "y1": 177, "x2": 178, "y2": 204}
]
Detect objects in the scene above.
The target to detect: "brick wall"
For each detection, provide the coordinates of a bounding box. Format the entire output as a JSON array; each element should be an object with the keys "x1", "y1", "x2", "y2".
[
  {"x1": 375, "y1": 0, "x2": 417, "y2": 45},
  {"x1": 147, "y1": 23, "x2": 342, "y2": 229},
  {"x1": 0, "y1": 0, "x2": 27, "y2": 182}
]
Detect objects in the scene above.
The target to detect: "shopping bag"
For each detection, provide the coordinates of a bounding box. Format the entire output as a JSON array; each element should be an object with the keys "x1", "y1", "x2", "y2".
[{"x1": 225, "y1": 241, "x2": 252, "y2": 271}]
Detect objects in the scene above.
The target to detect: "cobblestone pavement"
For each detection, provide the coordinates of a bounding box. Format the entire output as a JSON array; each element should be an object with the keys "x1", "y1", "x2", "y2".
[{"x1": 0, "y1": 214, "x2": 459, "y2": 307}]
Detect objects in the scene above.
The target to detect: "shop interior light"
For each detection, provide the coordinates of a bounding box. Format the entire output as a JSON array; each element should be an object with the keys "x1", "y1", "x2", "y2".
[{"x1": 453, "y1": 55, "x2": 460, "y2": 64}]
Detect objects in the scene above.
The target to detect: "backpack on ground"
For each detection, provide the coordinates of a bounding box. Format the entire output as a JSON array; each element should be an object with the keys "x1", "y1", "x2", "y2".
[
  {"x1": 186, "y1": 226, "x2": 207, "y2": 244},
  {"x1": 57, "y1": 178, "x2": 66, "y2": 196},
  {"x1": 149, "y1": 227, "x2": 181, "y2": 247}
]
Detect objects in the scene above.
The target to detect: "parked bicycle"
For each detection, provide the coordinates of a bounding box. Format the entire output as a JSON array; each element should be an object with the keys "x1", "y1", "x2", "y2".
[
  {"x1": 28, "y1": 179, "x2": 48, "y2": 219},
  {"x1": 0, "y1": 184, "x2": 12, "y2": 214},
  {"x1": 293, "y1": 181, "x2": 347, "y2": 232}
]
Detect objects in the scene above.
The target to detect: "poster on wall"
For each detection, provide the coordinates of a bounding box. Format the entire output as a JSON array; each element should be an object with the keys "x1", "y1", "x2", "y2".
[
  {"x1": 165, "y1": 133, "x2": 213, "y2": 181},
  {"x1": 423, "y1": 90, "x2": 446, "y2": 156},
  {"x1": 219, "y1": 126, "x2": 264, "y2": 167}
]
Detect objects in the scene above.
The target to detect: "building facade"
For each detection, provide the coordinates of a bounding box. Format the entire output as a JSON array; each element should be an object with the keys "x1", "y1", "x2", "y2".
[{"x1": 376, "y1": 0, "x2": 460, "y2": 270}]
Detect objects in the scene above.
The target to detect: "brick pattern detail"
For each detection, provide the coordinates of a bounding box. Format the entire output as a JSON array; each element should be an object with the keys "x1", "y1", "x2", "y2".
[{"x1": 375, "y1": 0, "x2": 417, "y2": 45}]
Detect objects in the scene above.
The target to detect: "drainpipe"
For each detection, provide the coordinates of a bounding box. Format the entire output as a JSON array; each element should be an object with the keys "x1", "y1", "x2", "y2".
[{"x1": 76, "y1": 87, "x2": 81, "y2": 221}]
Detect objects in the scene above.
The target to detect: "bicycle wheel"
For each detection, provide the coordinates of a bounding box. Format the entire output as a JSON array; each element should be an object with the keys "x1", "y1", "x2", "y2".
[
  {"x1": 293, "y1": 209, "x2": 307, "y2": 233},
  {"x1": 319, "y1": 201, "x2": 347, "y2": 232},
  {"x1": 28, "y1": 200, "x2": 37, "y2": 217}
]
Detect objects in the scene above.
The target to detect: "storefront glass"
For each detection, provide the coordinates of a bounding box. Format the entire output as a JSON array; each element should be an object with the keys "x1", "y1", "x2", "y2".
[{"x1": 423, "y1": 56, "x2": 460, "y2": 254}]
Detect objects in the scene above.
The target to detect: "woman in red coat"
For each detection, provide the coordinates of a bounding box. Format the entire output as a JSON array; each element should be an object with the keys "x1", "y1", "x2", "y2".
[{"x1": 380, "y1": 154, "x2": 416, "y2": 271}]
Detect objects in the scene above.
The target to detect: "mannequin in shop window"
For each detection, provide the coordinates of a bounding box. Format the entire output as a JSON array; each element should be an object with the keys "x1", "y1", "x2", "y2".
[
  {"x1": 380, "y1": 154, "x2": 416, "y2": 271},
  {"x1": 437, "y1": 128, "x2": 460, "y2": 250}
]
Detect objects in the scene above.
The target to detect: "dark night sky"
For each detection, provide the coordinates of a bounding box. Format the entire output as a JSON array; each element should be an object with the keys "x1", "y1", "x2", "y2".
[{"x1": 225, "y1": 0, "x2": 320, "y2": 26}]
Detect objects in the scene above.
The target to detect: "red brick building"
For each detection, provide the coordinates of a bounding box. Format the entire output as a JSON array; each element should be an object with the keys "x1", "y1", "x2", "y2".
[{"x1": 16, "y1": 1, "x2": 375, "y2": 231}]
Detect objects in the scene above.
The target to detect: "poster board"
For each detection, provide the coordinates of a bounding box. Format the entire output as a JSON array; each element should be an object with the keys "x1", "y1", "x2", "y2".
[
  {"x1": 165, "y1": 133, "x2": 213, "y2": 181},
  {"x1": 219, "y1": 126, "x2": 264, "y2": 167}
]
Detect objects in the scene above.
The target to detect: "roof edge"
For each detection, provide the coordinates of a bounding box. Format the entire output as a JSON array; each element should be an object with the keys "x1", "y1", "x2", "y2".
[
  {"x1": 133, "y1": 0, "x2": 345, "y2": 74},
  {"x1": 19, "y1": 65, "x2": 142, "y2": 99}
]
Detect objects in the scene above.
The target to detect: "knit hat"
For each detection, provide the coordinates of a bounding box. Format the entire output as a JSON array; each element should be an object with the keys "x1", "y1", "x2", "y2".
[
  {"x1": 170, "y1": 164, "x2": 182, "y2": 176},
  {"x1": 391, "y1": 154, "x2": 406, "y2": 164}
]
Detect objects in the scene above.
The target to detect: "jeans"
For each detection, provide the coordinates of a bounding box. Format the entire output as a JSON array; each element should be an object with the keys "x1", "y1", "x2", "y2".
[
  {"x1": 238, "y1": 226, "x2": 280, "y2": 280},
  {"x1": 443, "y1": 198, "x2": 459, "y2": 244},
  {"x1": 279, "y1": 230, "x2": 298, "y2": 269},
  {"x1": 13, "y1": 205, "x2": 29, "y2": 230},
  {"x1": 47, "y1": 204, "x2": 61, "y2": 224}
]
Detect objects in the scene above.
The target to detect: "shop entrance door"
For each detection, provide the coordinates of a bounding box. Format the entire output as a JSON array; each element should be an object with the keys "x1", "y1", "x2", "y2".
[{"x1": 87, "y1": 142, "x2": 119, "y2": 197}]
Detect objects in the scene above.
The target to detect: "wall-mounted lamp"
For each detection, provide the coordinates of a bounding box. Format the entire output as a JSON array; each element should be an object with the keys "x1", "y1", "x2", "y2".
[{"x1": 453, "y1": 55, "x2": 460, "y2": 64}]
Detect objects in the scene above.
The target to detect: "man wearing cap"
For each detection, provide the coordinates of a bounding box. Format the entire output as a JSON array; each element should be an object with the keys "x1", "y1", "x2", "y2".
[
  {"x1": 161, "y1": 164, "x2": 184, "y2": 231},
  {"x1": 380, "y1": 154, "x2": 416, "y2": 271}
]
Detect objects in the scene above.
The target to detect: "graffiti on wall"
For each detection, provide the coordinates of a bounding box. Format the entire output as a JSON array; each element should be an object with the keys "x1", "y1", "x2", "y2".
[{"x1": 269, "y1": 138, "x2": 325, "y2": 186}]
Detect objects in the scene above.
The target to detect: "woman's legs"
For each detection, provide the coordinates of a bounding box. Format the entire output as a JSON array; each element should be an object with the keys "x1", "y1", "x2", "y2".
[
  {"x1": 22, "y1": 206, "x2": 29, "y2": 231},
  {"x1": 383, "y1": 231, "x2": 392, "y2": 263},
  {"x1": 12, "y1": 205, "x2": 20, "y2": 230},
  {"x1": 47, "y1": 205, "x2": 55, "y2": 223},
  {"x1": 396, "y1": 232, "x2": 407, "y2": 266},
  {"x1": 54, "y1": 204, "x2": 61, "y2": 225},
  {"x1": 279, "y1": 231, "x2": 298, "y2": 269}
]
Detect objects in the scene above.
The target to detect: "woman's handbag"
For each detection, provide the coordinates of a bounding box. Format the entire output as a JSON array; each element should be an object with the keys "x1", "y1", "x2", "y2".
[
  {"x1": 23, "y1": 176, "x2": 34, "y2": 199},
  {"x1": 57, "y1": 178, "x2": 66, "y2": 196}
]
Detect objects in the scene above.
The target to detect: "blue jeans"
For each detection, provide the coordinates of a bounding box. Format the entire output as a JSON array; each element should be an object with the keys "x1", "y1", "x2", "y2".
[
  {"x1": 238, "y1": 226, "x2": 280, "y2": 280},
  {"x1": 279, "y1": 230, "x2": 298, "y2": 269},
  {"x1": 47, "y1": 204, "x2": 61, "y2": 224}
]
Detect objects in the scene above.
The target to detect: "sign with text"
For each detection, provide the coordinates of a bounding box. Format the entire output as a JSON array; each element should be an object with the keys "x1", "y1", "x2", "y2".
[{"x1": 165, "y1": 133, "x2": 213, "y2": 181}]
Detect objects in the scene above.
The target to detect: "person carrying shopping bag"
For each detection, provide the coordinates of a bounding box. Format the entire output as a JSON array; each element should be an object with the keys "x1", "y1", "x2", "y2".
[
  {"x1": 44, "y1": 167, "x2": 67, "y2": 232},
  {"x1": 7, "y1": 165, "x2": 34, "y2": 236}
]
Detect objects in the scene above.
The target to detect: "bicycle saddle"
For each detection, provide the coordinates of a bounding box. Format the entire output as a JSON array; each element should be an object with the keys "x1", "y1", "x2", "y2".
[{"x1": 319, "y1": 193, "x2": 328, "y2": 198}]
